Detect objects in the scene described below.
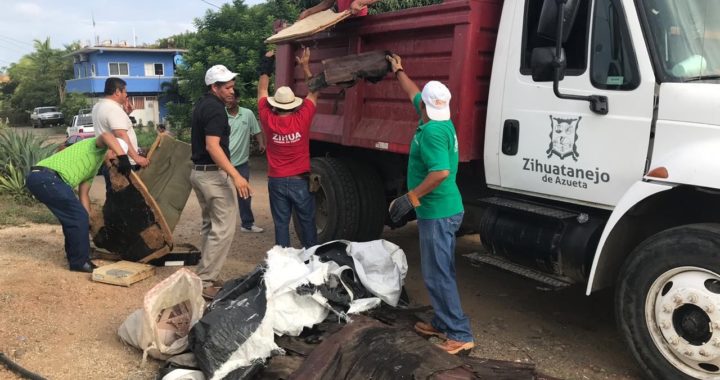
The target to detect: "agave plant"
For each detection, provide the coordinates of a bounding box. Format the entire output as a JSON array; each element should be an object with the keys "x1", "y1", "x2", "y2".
[
  {"x1": 0, "y1": 162, "x2": 33, "y2": 202},
  {"x1": 0, "y1": 129, "x2": 59, "y2": 178}
]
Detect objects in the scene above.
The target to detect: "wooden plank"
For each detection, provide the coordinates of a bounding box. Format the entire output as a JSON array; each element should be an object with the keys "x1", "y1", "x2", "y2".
[{"x1": 91, "y1": 260, "x2": 155, "y2": 287}]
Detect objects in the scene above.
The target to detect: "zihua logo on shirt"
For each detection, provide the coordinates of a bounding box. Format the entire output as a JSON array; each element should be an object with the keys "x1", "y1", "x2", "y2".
[{"x1": 272, "y1": 132, "x2": 302, "y2": 144}]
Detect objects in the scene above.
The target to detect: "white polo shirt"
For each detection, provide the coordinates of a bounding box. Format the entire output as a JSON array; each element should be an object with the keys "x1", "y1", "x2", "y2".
[{"x1": 92, "y1": 98, "x2": 139, "y2": 165}]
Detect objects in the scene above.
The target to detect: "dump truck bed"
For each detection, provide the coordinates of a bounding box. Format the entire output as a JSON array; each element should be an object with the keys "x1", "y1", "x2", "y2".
[{"x1": 275, "y1": 0, "x2": 501, "y2": 162}]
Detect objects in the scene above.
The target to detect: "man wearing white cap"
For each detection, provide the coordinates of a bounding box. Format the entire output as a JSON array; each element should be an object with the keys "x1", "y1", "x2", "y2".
[
  {"x1": 257, "y1": 48, "x2": 319, "y2": 248},
  {"x1": 386, "y1": 53, "x2": 474, "y2": 355},
  {"x1": 190, "y1": 64, "x2": 251, "y2": 299},
  {"x1": 26, "y1": 133, "x2": 129, "y2": 273}
]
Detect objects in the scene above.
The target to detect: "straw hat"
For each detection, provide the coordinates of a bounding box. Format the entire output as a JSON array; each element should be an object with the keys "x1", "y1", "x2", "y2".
[{"x1": 268, "y1": 86, "x2": 303, "y2": 110}]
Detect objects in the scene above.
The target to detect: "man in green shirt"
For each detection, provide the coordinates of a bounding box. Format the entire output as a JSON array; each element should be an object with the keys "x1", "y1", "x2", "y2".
[
  {"x1": 386, "y1": 53, "x2": 474, "y2": 355},
  {"x1": 25, "y1": 134, "x2": 129, "y2": 272},
  {"x1": 227, "y1": 93, "x2": 266, "y2": 233}
]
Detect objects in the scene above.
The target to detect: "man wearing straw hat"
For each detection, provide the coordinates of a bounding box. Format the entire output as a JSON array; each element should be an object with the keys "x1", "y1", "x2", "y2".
[{"x1": 257, "y1": 48, "x2": 319, "y2": 248}]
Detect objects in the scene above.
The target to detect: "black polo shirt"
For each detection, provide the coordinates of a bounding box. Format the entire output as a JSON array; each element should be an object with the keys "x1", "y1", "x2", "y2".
[{"x1": 191, "y1": 93, "x2": 231, "y2": 165}]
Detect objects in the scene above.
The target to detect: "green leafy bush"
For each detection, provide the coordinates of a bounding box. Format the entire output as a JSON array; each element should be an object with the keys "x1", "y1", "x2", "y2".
[
  {"x1": 0, "y1": 129, "x2": 58, "y2": 199},
  {"x1": 0, "y1": 162, "x2": 32, "y2": 202},
  {"x1": 136, "y1": 128, "x2": 159, "y2": 151}
]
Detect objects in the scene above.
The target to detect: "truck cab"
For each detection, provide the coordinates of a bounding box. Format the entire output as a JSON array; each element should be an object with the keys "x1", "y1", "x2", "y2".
[{"x1": 274, "y1": 0, "x2": 720, "y2": 377}]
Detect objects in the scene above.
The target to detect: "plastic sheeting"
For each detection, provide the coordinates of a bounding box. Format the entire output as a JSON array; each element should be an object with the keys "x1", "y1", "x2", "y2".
[{"x1": 188, "y1": 240, "x2": 407, "y2": 380}]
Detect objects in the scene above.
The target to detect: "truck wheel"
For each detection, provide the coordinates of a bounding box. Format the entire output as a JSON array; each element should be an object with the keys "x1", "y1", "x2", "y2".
[
  {"x1": 341, "y1": 159, "x2": 385, "y2": 242},
  {"x1": 294, "y1": 157, "x2": 360, "y2": 243},
  {"x1": 616, "y1": 223, "x2": 720, "y2": 380}
]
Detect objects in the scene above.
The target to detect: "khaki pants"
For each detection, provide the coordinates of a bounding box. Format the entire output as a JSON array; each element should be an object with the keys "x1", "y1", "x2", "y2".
[{"x1": 190, "y1": 169, "x2": 239, "y2": 286}]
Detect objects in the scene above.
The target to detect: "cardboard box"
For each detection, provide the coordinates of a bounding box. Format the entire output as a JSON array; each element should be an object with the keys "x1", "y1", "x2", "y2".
[{"x1": 92, "y1": 261, "x2": 155, "y2": 287}]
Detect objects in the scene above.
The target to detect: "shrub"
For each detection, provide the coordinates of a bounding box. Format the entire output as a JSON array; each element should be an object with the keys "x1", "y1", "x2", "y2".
[
  {"x1": 0, "y1": 162, "x2": 33, "y2": 203},
  {"x1": 0, "y1": 129, "x2": 58, "y2": 199},
  {"x1": 136, "y1": 128, "x2": 159, "y2": 151}
]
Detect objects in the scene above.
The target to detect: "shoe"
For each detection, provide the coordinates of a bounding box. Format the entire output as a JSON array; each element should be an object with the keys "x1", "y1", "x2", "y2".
[
  {"x1": 414, "y1": 321, "x2": 446, "y2": 339},
  {"x1": 435, "y1": 339, "x2": 475, "y2": 355},
  {"x1": 240, "y1": 225, "x2": 264, "y2": 233},
  {"x1": 70, "y1": 261, "x2": 97, "y2": 273},
  {"x1": 202, "y1": 286, "x2": 221, "y2": 300}
]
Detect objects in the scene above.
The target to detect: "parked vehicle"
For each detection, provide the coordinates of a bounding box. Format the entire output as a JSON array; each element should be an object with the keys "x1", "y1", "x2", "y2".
[
  {"x1": 58, "y1": 132, "x2": 94, "y2": 151},
  {"x1": 30, "y1": 106, "x2": 64, "y2": 128},
  {"x1": 275, "y1": 0, "x2": 720, "y2": 378},
  {"x1": 66, "y1": 114, "x2": 94, "y2": 136},
  {"x1": 78, "y1": 108, "x2": 92, "y2": 116}
]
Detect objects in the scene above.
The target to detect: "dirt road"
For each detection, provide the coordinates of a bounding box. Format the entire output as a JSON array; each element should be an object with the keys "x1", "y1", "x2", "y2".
[{"x1": 0, "y1": 130, "x2": 643, "y2": 379}]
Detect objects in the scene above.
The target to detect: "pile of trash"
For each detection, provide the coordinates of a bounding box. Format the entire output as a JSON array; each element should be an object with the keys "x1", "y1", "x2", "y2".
[{"x1": 118, "y1": 239, "x2": 408, "y2": 379}]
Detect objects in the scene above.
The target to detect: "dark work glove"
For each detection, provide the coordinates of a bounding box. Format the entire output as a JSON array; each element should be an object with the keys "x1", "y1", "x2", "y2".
[
  {"x1": 389, "y1": 192, "x2": 420, "y2": 223},
  {"x1": 116, "y1": 154, "x2": 132, "y2": 176},
  {"x1": 257, "y1": 55, "x2": 276, "y2": 77}
]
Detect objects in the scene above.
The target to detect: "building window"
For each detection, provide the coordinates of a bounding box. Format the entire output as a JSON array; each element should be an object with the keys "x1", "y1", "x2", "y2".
[
  {"x1": 130, "y1": 96, "x2": 145, "y2": 110},
  {"x1": 91, "y1": 64, "x2": 96, "y2": 77},
  {"x1": 144, "y1": 63, "x2": 164, "y2": 76},
  {"x1": 84, "y1": 64, "x2": 89, "y2": 77},
  {"x1": 109, "y1": 62, "x2": 129, "y2": 76}
]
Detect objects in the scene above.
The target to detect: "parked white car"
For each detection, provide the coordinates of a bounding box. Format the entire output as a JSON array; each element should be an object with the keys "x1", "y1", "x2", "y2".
[
  {"x1": 30, "y1": 106, "x2": 64, "y2": 128},
  {"x1": 66, "y1": 114, "x2": 94, "y2": 136}
]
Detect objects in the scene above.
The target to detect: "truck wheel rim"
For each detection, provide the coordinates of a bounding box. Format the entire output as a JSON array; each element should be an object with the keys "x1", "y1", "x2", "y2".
[{"x1": 646, "y1": 266, "x2": 720, "y2": 377}]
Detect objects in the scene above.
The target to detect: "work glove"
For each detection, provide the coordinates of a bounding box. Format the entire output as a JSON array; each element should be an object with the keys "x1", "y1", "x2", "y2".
[
  {"x1": 388, "y1": 191, "x2": 420, "y2": 223},
  {"x1": 257, "y1": 54, "x2": 276, "y2": 77},
  {"x1": 116, "y1": 154, "x2": 132, "y2": 176}
]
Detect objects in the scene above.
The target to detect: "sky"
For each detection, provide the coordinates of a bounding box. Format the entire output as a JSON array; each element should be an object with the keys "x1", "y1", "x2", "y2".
[{"x1": 0, "y1": 0, "x2": 265, "y2": 69}]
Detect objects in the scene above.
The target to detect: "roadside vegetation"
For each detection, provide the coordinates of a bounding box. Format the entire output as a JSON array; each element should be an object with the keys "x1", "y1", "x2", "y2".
[{"x1": 0, "y1": 128, "x2": 58, "y2": 225}]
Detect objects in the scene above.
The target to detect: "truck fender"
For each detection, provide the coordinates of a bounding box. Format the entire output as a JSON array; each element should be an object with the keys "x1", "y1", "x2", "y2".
[
  {"x1": 585, "y1": 181, "x2": 673, "y2": 295},
  {"x1": 648, "y1": 138, "x2": 720, "y2": 189}
]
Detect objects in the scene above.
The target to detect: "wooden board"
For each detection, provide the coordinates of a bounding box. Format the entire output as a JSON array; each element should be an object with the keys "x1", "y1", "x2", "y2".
[
  {"x1": 265, "y1": 9, "x2": 351, "y2": 44},
  {"x1": 92, "y1": 260, "x2": 156, "y2": 287}
]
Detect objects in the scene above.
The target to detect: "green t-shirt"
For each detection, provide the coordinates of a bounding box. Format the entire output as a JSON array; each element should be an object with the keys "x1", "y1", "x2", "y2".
[
  {"x1": 227, "y1": 107, "x2": 261, "y2": 166},
  {"x1": 407, "y1": 93, "x2": 463, "y2": 219},
  {"x1": 36, "y1": 138, "x2": 106, "y2": 188}
]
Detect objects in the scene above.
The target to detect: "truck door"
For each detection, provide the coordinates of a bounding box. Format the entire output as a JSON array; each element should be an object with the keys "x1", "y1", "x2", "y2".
[{"x1": 492, "y1": 0, "x2": 656, "y2": 207}]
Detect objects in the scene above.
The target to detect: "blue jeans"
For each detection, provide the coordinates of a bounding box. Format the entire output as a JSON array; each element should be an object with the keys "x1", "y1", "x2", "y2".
[
  {"x1": 417, "y1": 212, "x2": 473, "y2": 342},
  {"x1": 25, "y1": 169, "x2": 90, "y2": 269},
  {"x1": 268, "y1": 176, "x2": 317, "y2": 248},
  {"x1": 234, "y1": 163, "x2": 255, "y2": 229}
]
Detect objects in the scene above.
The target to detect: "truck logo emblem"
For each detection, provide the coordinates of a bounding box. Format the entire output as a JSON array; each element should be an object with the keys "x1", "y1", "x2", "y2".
[{"x1": 546, "y1": 116, "x2": 581, "y2": 161}]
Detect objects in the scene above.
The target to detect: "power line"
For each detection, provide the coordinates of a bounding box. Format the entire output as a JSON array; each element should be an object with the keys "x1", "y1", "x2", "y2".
[
  {"x1": 0, "y1": 34, "x2": 33, "y2": 47},
  {"x1": 200, "y1": 0, "x2": 221, "y2": 9}
]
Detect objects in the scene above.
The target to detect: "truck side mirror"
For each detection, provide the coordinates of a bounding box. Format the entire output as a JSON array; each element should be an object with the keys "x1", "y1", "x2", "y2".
[
  {"x1": 537, "y1": 0, "x2": 581, "y2": 43},
  {"x1": 531, "y1": 47, "x2": 566, "y2": 82}
]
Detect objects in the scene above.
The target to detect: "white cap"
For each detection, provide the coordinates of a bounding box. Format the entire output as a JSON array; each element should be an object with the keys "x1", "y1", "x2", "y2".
[
  {"x1": 421, "y1": 81, "x2": 452, "y2": 121},
  {"x1": 204, "y1": 64, "x2": 237, "y2": 85},
  {"x1": 117, "y1": 139, "x2": 129, "y2": 154}
]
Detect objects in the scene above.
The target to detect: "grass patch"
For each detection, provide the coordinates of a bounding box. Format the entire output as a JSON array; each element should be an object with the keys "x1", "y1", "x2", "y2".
[{"x1": 0, "y1": 194, "x2": 58, "y2": 226}]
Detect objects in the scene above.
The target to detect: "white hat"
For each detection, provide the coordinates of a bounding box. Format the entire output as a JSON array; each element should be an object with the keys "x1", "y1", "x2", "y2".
[
  {"x1": 117, "y1": 139, "x2": 129, "y2": 154},
  {"x1": 204, "y1": 64, "x2": 237, "y2": 85},
  {"x1": 421, "y1": 81, "x2": 452, "y2": 121},
  {"x1": 267, "y1": 86, "x2": 303, "y2": 110}
]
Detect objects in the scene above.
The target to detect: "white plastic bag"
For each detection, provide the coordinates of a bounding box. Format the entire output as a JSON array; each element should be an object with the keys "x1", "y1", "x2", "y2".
[{"x1": 118, "y1": 268, "x2": 205, "y2": 360}]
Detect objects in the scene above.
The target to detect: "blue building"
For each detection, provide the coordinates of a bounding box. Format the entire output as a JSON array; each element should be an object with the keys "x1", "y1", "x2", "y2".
[{"x1": 65, "y1": 45, "x2": 187, "y2": 126}]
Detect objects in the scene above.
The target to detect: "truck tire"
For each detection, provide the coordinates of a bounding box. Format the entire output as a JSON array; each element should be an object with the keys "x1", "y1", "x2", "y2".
[
  {"x1": 295, "y1": 157, "x2": 360, "y2": 243},
  {"x1": 616, "y1": 223, "x2": 720, "y2": 380},
  {"x1": 341, "y1": 159, "x2": 386, "y2": 242}
]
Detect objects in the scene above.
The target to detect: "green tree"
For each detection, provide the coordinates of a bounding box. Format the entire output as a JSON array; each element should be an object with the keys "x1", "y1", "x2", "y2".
[{"x1": 0, "y1": 38, "x2": 78, "y2": 124}]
